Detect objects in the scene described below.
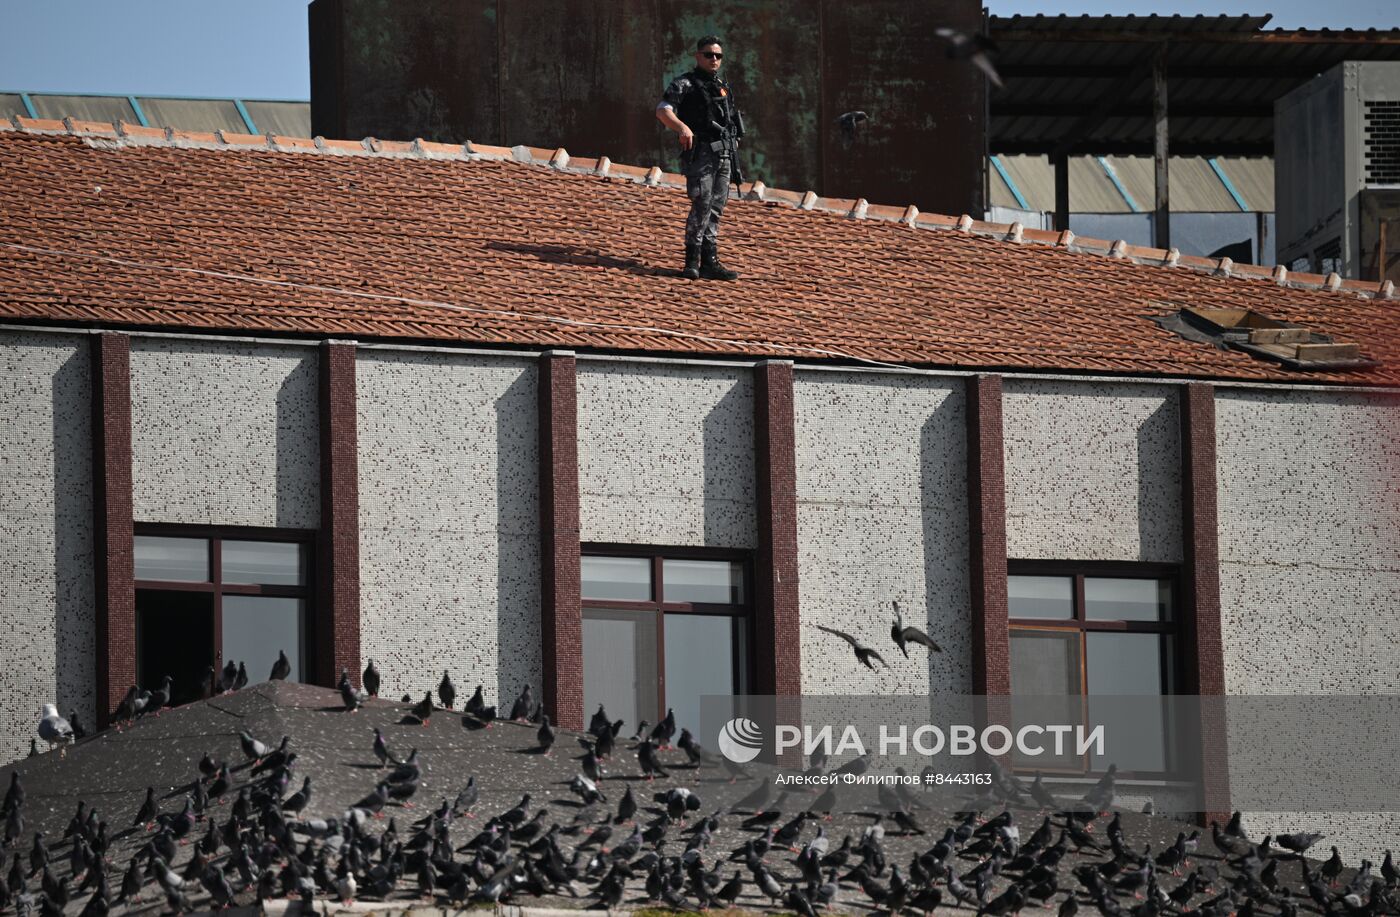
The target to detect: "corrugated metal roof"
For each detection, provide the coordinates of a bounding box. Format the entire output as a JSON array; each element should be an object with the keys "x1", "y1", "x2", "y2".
[
  {"x1": 1218, "y1": 157, "x2": 1275, "y2": 211},
  {"x1": 994, "y1": 14, "x2": 1274, "y2": 33},
  {"x1": 134, "y1": 97, "x2": 248, "y2": 133},
  {"x1": 0, "y1": 94, "x2": 25, "y2": 120},
  {"x1": 242, "y1": 100, "x2": 311, "y2": 137},
  {"x1": 29, "y1": 94, "x2": 136, "y2": 124},
  {"x1": 1, "y1": 93, "x2": 312, "y2": 136},
  {"x1": 989, "y1": 154, "x2": 1273, "y2": 213},
  {"x1": 989, "y1": 15, "x2": 1400, "y2": 157}
]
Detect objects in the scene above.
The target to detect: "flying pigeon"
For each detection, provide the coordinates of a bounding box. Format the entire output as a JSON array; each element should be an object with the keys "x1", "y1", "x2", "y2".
[
  {"x1": 836, "y1": 110, "x2": 869, "y2": 143},
  {"x1": 817, "y1": 625, "x2": 888, "y2": 670},
  {"x1": 890, "y1": 600, "x2": 942, "y2": 658},
  {"x1": 934, "y1": 26, "x2": 1004, "y2": 89}
]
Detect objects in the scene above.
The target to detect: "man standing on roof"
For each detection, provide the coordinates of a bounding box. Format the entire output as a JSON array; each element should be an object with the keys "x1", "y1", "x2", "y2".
[{"x1": 656, "y1": 35, "x2": 744, "y2": 281}]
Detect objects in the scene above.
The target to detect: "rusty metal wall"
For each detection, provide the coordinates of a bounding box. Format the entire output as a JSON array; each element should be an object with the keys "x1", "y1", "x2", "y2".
[{"x1": 310, "y1": 0, "x2": 984, "y2": 216}]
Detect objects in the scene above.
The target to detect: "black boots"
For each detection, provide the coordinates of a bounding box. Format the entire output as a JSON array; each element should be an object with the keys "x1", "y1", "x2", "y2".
[
  {"x1": 700, "y1": 242, "x2": 739, "y2": 281},
  {"x1": 682, "y1": 242, "x2": 739, "y2": 280}
]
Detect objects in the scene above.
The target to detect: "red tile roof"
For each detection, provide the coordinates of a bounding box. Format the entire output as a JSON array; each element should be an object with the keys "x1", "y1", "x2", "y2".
[{"x1": 1, "y1": 117, "x2": 1397, "y2": 385}]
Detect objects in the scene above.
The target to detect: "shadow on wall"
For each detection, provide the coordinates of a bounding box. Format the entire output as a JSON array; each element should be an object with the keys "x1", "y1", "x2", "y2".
[
  {"x1": 702, "y1": 381, "x2": 755, "y2": 547},
  {"x1": 496, "y1": 370, "x2": 542, "y2": 708},
  {"x1": 1137, "y1": 394, "x2": 1182, "y2": 564},
  {"x1": 53, "y1": 346, "x2": 94, "y2": 727},
  {"x1": 921, "y1": 392, "x2": 971, "y2": 695},
  {"x1": 274, "y1": 355, "x2": 321, "y2": 530}
]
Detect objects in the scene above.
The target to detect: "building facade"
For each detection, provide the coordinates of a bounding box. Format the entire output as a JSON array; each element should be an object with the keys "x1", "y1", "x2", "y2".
[{"x1": 1, "y1": 117, "x2": 1399, "y2": 857}]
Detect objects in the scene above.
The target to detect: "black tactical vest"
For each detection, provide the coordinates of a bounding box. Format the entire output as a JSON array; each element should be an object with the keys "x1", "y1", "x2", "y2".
[{"x1": 674, "y1": 69, "x2": 738, "y2": 145}]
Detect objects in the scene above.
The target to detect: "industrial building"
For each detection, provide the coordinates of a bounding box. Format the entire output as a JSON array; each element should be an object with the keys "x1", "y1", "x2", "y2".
[{"x1": 0, "y1": 115, "x2": 1397, "y2": 854}]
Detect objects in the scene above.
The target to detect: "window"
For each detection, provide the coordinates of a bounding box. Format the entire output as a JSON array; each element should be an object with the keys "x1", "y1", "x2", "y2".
[
  {"x1": 581, "y1": 548, "x2": 749, "y2": 737},
  {"x1": 1315, "y1": 237, "x2": 1342, "y2": 277},
  {"x1": 134, "y1": 526, "x2": 312, "y2": 706},
  {"x1": 1008, "y1": 562, "x2": 1178, "y2": 777}
]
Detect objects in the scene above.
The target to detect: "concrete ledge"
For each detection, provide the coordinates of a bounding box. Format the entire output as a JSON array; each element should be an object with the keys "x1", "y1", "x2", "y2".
[{"x1": 262, "y1": 902, "x2": 634, "y2": 917}]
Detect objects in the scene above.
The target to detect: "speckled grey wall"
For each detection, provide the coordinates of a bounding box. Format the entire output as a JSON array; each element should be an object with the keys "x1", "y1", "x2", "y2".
[
  {"x1": 793, "y1": 372, "x2": 971, "y2": 695},
  {"x1": 357, "y1": 351, "x2": 540, "y2": 707},
  {"x1": 1003, "y1": 380, "x2": 1181, "y2": 562},
  {"x1": 576, "y1": 363, "x2": 755, "y2": 548},
  {"x1": 0, "y1": 331, "x2": 94, "y2": 764},
  {"x1": 1215, "y1": 390, "x2": 1400, "y2": 858},
  {"x1": 129, "y1": 339, "x2": 319, "y2": 528},
  {"x1": 1216, "y1": 389, "x2": 1400, "y2": 694}
]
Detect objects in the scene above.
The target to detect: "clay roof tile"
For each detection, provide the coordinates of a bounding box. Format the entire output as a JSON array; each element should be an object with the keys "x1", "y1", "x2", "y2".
[{"x1": 0, "y1": 120, "x2": 1394, "y2": 385}]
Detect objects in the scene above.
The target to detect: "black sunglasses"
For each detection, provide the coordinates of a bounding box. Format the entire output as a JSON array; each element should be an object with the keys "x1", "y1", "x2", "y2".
[{"x1": 701, "y1": 51, "x2": 723, "y2": 60}]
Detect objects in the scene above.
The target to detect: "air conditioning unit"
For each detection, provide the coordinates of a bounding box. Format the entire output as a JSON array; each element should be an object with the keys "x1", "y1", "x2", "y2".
[{"x1": 1275, "y1": 61, "x2": 1400, "y2": 284}]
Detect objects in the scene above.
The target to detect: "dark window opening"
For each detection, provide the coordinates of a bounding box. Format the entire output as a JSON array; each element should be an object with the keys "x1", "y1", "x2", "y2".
[
  {"x1": 581, "y1": 546, "x2": 750, "y2": 737},
  {"x1": 1008, "y1": 561, "x2": 1179, "y2": 779},
  {"x1": 1315, "y1": 237, "x2": 1343, "y2": 277},
  {"x1": 136, "y1": 589, "x2": 214, "y2": 708},
  {"x1": 133, "y1": 525, "x2": 313, "y2": 703}
]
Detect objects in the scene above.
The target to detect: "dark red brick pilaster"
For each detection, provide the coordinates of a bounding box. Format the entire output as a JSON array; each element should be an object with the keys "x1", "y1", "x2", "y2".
[
  {"x1": 92, "y1": 333, "x2": 134, "y2": 729},
  {"x1": 754, "y1": 361, "x2": 802, "y2": 696},
  {"x1": 967, "y1": 374, "x2": 1011, "y2": 696},
  {"x1": 317, "y1": 342, "x2": 360, "y2": 687},
  {"x1": 1181, "y1": 382, "x2": 1231, "y2": 823},
  {"x1": 539, "y1": 352, "x2": 583, "y2": 729}
]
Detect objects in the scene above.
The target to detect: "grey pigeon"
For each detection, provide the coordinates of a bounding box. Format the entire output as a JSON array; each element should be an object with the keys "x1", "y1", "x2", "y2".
[
  {"x1": 269, "y1": 650, "x2": 291, "y2": 681},
  {"x1": 340, "y1": 678, "x2": 363, "y2": 713},
  {"x1": 218, "y1": 661, "x2": 237, "y2": 693},
  {"x1": 372, "y1": 728, "x2": 396, "y2": 768},
  {"x1": 510, "y1": 685, "x2": 534, "y2": 722},
  {"x1": 537, "y1": 715, "x2": 556, "y2": 755},
  {"x1": 238, "y1": 731, "x2": 268, "y2": 761},
  {"x1": 362, "y1": 658, "x2": 380, "y2": 697},
  {"x1": 145, "y1": 676, "x2": 172, "y2": 716},
  {"x1": 438, "y1": 670, "x2": 456, "y2": 710}
]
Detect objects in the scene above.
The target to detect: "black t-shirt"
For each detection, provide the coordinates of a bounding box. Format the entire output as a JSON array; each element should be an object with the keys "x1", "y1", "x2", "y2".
[{"x1": 660, "y1": 68, "x2": 738, "y2": 145}]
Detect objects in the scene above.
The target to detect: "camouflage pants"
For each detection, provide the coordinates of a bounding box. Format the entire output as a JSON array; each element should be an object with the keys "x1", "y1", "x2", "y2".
[{"x1": 683, "y1": 146, "x2": 731, "y2": 248}]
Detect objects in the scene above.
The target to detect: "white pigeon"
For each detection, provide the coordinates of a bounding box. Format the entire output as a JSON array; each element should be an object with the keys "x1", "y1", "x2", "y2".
[{"x1": 38, "y1": 704, "x2": 74, "y2": 752}]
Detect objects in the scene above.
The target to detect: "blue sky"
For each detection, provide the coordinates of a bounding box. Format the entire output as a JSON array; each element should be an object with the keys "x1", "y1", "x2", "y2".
[{"x1": 1, "y1": 0, "x2": 1395, "y2": 100}]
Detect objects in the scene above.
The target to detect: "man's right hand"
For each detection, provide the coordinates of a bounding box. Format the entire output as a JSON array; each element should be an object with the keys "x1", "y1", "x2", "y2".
[{"x1": 679, "y1": 127, "x2": 694, "y2": 151}]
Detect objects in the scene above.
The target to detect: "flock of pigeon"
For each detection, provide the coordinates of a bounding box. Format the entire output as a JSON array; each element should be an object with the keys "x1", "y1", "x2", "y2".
[{"x1": 13, "y1": 605, "x2": 1400, "y2": 916}]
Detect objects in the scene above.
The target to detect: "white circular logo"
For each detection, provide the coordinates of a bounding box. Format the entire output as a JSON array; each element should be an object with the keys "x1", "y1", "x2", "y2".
[{"x1": 717, "y1": 717, "x2": 764, "y2": 763}]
